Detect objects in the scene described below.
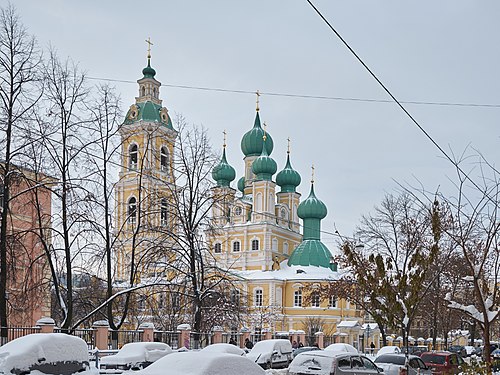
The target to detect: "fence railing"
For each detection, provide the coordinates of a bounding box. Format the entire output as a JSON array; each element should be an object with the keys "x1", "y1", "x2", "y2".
[
  {"x1": 154, "y1": 330, "x2": 178, "y2": 349},
  {"x1": 3, "y1": 326, "x2": 40, "y2": 341}
]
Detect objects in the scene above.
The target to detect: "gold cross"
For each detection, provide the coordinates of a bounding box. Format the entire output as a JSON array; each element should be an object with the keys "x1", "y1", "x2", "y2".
[
  {"x1": 223, "y1": 130, "x2": 227, "y2": 148},
  {"x1": 311, "y1": 164, "x2": 315, "y2": 184},
  {"x1": 287, "y1": 137, "x2": 291, "y2": 154},
  {"x1": 145, "y1": 37, "x2": 153, "y2": 58},
  {"x1": 256, "y1": 90, "x2": 260, "y2": 112}
]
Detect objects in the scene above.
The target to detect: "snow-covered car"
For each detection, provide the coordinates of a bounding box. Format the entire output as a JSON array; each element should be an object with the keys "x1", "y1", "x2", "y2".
[
  {"x1": 374, "y1": 353, "x2": 431, "y2": 375},
  {"x1": 246, "y1": 339, "x2": 293, "y2": 369},
  {"x1": 99, "y1": 342, "x2": 172, "y2": 373},
  {"x1": 0, "y1": 333, "x2": 91, "y2": 375},
  {"x1": 288, "y1": 350, "x2": 383, "y2": 375},
  {"x1": 138, "y1": 351, "x2": 266, "y2": 375},
  {"x1": 375, "y1": 345, "x2": 401, "y2": 357},
  {"x1": 292, "y1": 346, "x2": 321, "y2": 358},
  {"x1": 200, "y1": 343, "x2": 246, "y2": 356},
  {"x1": 323, "y1": 343, "x2": 359, "y2": 354}
]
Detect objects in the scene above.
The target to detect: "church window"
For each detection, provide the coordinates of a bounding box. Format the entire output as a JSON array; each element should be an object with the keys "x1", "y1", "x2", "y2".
[
  {"x1": 232, "y1": 241, "x2": 240, "y2": 252},
  {"x1": 329, "y1": 296, "x2": 337, "y2": 308},
  {"x1": 275, "y1": 287, "x2": 282, "y2": 306},
  {"x1": 214, "y1": 243, "x2": 222, "y2": 253},
  {"x1": 294, "y1": 290, "x2": 302, "y2": 307},
  {"x1": 283, "y1": 242, "x2": 289, "y2": 255},
  {"x1": 141, "y1": 86, "x2": 145, "y2": 96},
  {"x1": 129, "y1": 144, "x2": 138, "y2": 170},
  {"x1": 251, "y1": 239, "x2": 259, "y2": 251},
  {"x1": 160, "y1": 198, "x2": 168, "y2": 226},
  {"x1": 230, "y1": 289, "x2": 240, "y2": 306},
  {"x1": 160, "y1": 146, "x2": 169, "y2": 172},
  {"x1": 256, "y1": 193, "x2": 262, "y2": 213},
  {"x1": 311, "y1": 291, "x2": 320, "y2": 308},
  {"x1": 137, "y1": 295, "x2": 146, "y2": 311},
  {"x1": 171, "y1": 292, "x2": 180, "y2": 309},
  {"x1": 272, "y1": 238, "x2": 278, "y2": 251},
  {"x1": 153, "y1": 87, "x2": 157, "y2": 98},
  {"x1": 158, "y1": 293, "x2": 166, "y2": 309},
  {"x1": 281, "y1": 208, "x2": 286, "y2": 219},
  {"x1": 127, "y1": 197, "x2": 137, "y2": 224},
  {"x1": 254, "y1": 289, "x2": 263, "y2": 307},
  {"x1": 234, "y1": 206, "x2": 242, "y2": 216}
]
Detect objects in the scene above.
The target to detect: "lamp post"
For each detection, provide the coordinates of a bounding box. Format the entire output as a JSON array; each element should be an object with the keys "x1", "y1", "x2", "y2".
[{"x1": 365, "y1": 324, "x2": 372, "y2": 353}]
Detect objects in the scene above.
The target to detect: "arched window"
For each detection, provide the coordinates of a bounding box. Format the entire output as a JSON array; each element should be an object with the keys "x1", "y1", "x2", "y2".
[
  {"x1": 160, "y1": 198, "x2": 168, "y2": 226},
  {"x1": 232, "y1": 241, "x2": 240, "y2": 252},
  {"x1": 158, "y1": 293, "x2": 166, "y2": 309},
  {"x1": 234, "y1": 206, "x2": 242, "y2": 216},
  {"x1": 251, "y1": 239, "x2": 259, "y2": 251},
  {"x1": 294, "y1": 290, "x2": 302, "y2": 307},
  {"x1": 160, "y1": 146, "x2": 169, "y2": 172},
  {"x1": 141, "y1": 86, "x2": 146, "y2": 97},
  {"x1": 138, "y1": 295, "x2": 146, "y2": 311},
  {"x1": 256, "y1": 193, "x2": 262, "y2": 213},
  {"x1": 153, "y1": 87, "x2": 157, "y2": 98},
  {"x1": 214, "y1": 243, "x2": 222, "y2": 253},
  {"x1": 254, "y1": 289, "x2": 263, "y2": 307},
  {"x1": 272, "y1": 238, "x2": 278, "y2": 251},
  {"x1": 128, "y1": 197, "x2": 137, "y2": 224},
  {"x1": 329, "y1": 296, "x2": 337, "y2": 308},
  {"x1": 283, "y1": 242, "x2": 289, "y2": 255},
  {"x1": 129, "y1": 144, "x2": 138, "y2": 170}
]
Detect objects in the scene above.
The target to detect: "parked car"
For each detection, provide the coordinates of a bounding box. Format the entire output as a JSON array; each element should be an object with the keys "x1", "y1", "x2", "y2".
[
  {"x1": 201, "y1": 343, "x2": 246, "y2": 356},
  {"x1": 0, "y1": 333, "x2": 91, "y2": 375},
  {"x1": 447, "y1": 345, "x2": 466, "y2": 357},
  {"x1": 292, "y1": 346, "x2": 322, "y2": 358},
  {"x1": 420, "y1": 351, "x2": 464, "y2": 374},
  {"x1": 323, "y1": 343, "x2": 359, "y2": 354},
  {"x1": 402, "y1": 345, "x2": 428, "y2": 357},
  {"x1": 376, "y1": 346, "x2": 401, "y2": 357},
  {"x1": 246, "y1": 339, "x2": 293, "y2": 369},
  {"x1": 138, "y1": 351, "x2": 265, "y2": 375},
  {"x1": 463, "y1": 345, "x2": 476, "y2": 357},
  {"x1": 288, "y1": 350, "x2": 383, "y2": 375},
  {"x1": 374, "y1": 353, "x2": 431, "y2": 375},
  {"x1": 99, "y1": 342, "x2": 172, "y2": 373}
]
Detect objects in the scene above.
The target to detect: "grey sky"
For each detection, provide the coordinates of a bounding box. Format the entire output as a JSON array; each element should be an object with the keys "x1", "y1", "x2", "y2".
[{"x1": 9, "y1": 0, "x2": 499, "y2": 245}]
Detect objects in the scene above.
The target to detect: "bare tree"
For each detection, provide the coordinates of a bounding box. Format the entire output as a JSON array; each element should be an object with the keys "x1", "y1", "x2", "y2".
[{"x1": 0, "y1": 3, "x2": 42, "y2": 343}]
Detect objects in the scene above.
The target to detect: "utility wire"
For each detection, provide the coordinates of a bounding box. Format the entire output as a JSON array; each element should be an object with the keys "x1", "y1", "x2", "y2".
[
  {"x1": 87, "y1": 76, "x2": 500, "y2": 109},
  {"x1": 305, "y1": 0, "x2": 497, "y2": 205}
]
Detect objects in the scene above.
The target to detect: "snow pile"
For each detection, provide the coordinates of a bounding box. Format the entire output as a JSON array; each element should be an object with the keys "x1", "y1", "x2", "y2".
[
  {"x1": 201, "y1": 343, "x2": 246, "y2": 356},
  {"x1": 140, "y1": 352, "x2": 265, "y2": 375},
  {"x1": 0, "y1": 333, "x2": 89, "y2": 374}
]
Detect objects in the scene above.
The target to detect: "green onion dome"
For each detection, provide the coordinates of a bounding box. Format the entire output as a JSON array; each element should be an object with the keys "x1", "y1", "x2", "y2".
[
  {"x1": 212, "y1": 149, "x2": 236, "y2": 187},
  {"x1": 276, "y1": 154, "x2": 301, "y2": 193},
  {"x1": 241, "y1": 112, "x2": 274, "y2": 157},
  {"x1": 237, "y1": 176, "x2": 245, "y2": 193},
  {"x1": 287, "y1": 240, "x2": 333, "y2": 269},
  {"x1": 251, "y1": 139, "x2": 277, "y2": 181},
  {"x1": 297, "y1": 184, "x2": 327, "y2": 220},
  {"x1": 142, "y1": 59, "x2": 156, "y2": 79}
]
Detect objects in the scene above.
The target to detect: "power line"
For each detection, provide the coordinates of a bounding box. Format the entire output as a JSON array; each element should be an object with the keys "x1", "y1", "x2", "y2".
[
  {"x1": 87, "y1": 76, "x2": 500, "y2": 109},
  {"x1": 304, "y1": 0, "x2": 498, "y2": 206}
]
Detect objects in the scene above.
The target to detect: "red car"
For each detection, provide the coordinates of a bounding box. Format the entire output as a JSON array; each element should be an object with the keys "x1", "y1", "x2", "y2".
[{"x1": 420, "y1": 351, "x2": 464, "y2": 374}]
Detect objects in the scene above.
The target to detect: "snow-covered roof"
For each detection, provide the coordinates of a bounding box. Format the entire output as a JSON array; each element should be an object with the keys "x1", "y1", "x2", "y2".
[
  {"x1": 362, "y1": 323, "x2": 379, "y2": 330},
  {"x1": 234, "y1": 262, "x2": 345, "y2": 282},
  {"x1": 337, "y1": 320, "x2": 361, "y2": 328}
]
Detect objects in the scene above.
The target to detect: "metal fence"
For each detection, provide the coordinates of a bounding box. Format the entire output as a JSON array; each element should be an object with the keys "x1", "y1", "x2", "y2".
[
  {"x1": 189, "y1": 332, "x2": 212, "y2": 349},
  {"x1": 3, "y1": 326, "x2": 40, "y2": 341},
  {"x1": 108, "y1": 329, "x2": 143, "y2": 349},
  {"x1": 153, "y1": 330, "x2": 178, "y2": 349}
]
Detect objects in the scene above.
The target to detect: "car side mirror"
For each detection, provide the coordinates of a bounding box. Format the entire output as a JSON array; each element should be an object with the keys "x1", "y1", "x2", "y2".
[{"x1": 273, "y1": 350, "x2": 278, "y2": 355}]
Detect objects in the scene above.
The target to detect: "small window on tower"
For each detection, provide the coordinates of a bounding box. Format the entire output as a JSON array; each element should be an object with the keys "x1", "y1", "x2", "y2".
[
  {"x1": 128, "y1": 197, "x2": 137, "y2": 225},
  {"x1": 232, "y1": 241, "x2": 241, "y2": 252},
  {"x1": 160, "y1": 147, "x2": 169, "y2": 172},
  {"x1": 160, "y1": 198, "x2": 168, "y2": 226},
  {"x1": 129, "y1": 144, "x2": 138, "y2": 170},
  {"x1": 234, "y1": 206, "x2": 242, "y2": 216}
]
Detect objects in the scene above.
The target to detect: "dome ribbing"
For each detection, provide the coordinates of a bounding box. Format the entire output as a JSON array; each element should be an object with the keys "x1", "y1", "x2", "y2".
[
  {"x1": 212, "y1": 149, "x2": 236, "y2": 187},
  {"x1": 241, "y1": 112, "x2": 274, "y2": 156},
  {"x1": 276, "y1": 154, "x2": 301, "y2": 193}
]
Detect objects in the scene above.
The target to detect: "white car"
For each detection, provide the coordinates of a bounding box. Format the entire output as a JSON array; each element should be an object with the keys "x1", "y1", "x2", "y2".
[
  {"x1": 324, "y1": 343, "x2": 359, "y2": 354},
  {"x1": 99, "y1": 342, "x2": 172, "y2": 373},
  {"x1": 375, "y1": 345, "x2": 401, "y2": 357},
  {"x1": 0, "y1": 333, "x2": 91, "y2": 375},
  {"x1": 201, "y1": 343, "x2": 246, "y2": 356},
  {"x1": 138, "y1": 351, "x2": 266, "y2": 375},
  {"x1": 246, "y1": 339, "x2": 293, "y2": 369},
  {"x1": 288, "y1": 350, "x2": 383, "y2": 375}
]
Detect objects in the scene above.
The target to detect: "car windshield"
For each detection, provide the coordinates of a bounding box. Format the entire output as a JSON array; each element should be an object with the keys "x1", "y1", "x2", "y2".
[
  {"x1": 421, "y1": 354, "x2": 446, "y2": 365},
  {"x1": 375, "y1": 355, "x2": 405, "y2": 365}
]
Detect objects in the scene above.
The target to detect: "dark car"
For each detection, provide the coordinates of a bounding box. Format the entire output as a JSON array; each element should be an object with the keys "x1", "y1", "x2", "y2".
[
  {"x1": 421, "y1": 351, "x2": 464, "y2": 374},
  {"x1": 447, "y1": 345, "x2": 466, "y2": 357},
  {"x1": 292, "y1": 346, "x2": 322, "y2": 358}
]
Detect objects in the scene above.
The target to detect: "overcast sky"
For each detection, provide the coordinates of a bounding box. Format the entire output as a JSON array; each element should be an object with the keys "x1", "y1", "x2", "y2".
[{"x1": 9, "y1": 0, "x2": 500, "y2": 245}]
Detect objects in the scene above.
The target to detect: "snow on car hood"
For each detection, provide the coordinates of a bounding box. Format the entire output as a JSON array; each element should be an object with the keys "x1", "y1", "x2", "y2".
[
  {"x1": 0, "y1": 333, "x2": 89, "y2": 374},
  {"x1": 100, "y1": 343, "x2": 172, "y2": 365}
]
